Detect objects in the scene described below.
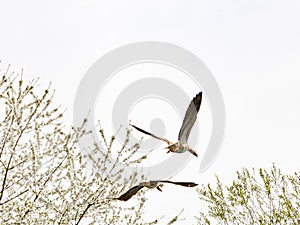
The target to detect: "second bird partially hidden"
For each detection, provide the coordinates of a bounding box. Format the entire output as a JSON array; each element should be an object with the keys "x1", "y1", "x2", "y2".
[{"x1": 116, "y1": 180, "x2": 198, "y2": 201}]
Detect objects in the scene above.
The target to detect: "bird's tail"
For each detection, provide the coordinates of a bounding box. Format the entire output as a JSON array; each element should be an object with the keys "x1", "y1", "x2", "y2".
[{"x1": 188, "y1": 148, "x2": 198, "y2": 157}]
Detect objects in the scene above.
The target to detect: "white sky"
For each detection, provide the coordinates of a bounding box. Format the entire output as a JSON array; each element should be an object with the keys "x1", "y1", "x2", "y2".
[{"x1": 1, "y1": 0, "x2": 300, "y2": 224}]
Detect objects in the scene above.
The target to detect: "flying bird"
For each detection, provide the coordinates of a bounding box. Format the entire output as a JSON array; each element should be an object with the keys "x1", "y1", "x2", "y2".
[
  {"x1": 131, "y1": 92, "x2": 202, "y2": 157},
  {"x1": 115, "y1": 180, "x2": 198, "y2": 201}
]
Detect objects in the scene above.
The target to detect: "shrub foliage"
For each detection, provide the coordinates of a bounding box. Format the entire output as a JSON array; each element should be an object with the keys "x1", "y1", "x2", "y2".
[{"x1": 197, "y1": 164, "x2": 300, "y2": 225}]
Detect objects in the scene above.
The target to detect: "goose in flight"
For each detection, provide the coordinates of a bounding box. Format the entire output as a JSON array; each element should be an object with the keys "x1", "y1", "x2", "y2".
[
  {"x1": 115, "y1": 180, "x2": 198, "y2": 201},
  {"x1": 131, "y1": 92, "x2": 202, "y2": 157}
]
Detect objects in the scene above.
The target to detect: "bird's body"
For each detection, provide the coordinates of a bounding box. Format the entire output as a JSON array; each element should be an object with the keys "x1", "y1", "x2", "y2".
[
  {"x1": 115, "y1": 180, "x2": 198, "y2": 201},
  {"x1": 165, "y1": 142, "x2": 191, "y2": 153},
  {"x1": 131, "y1": 92, "x2": 202, "y2": 157}
]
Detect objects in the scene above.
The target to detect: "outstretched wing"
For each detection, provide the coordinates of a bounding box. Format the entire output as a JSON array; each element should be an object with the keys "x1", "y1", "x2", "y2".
[
  {"x1": 178, "y1": 92, "x2": 202, "y2": 144},
  {"x1": 154, "y1": 180, "x2": 198, "y2": 187},
  {"x1": 116, "y1": 185, "x2": 144, "y2": 201},
  {"x1": 130, "y1": 124, "x2": 171, "y2": 145}
]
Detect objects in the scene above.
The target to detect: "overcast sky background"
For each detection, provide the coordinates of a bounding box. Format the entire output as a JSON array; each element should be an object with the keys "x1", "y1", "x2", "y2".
[{"x1": 1, "y1": 0, "x2": 300, "y2": 224}]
